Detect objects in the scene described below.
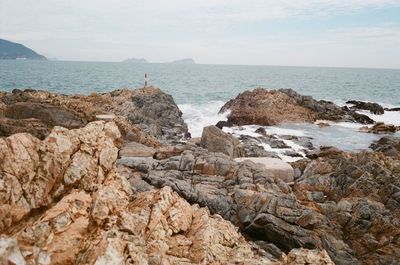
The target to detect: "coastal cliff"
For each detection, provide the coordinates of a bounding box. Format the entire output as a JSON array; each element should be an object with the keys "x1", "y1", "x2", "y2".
[{"x1": 1, "y1": 87, "x2": 399, "y2": 264}]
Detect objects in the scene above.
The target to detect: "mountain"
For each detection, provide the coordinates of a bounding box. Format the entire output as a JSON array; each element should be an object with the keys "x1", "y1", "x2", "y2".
[
  {"x1": 170, "y1": 58, "x2": 196, "y2": 64},
  {"x1": 122, "y1": 58, "x2": 148, "y2": 63},
  {"x1": 0, "y1": 39, "x2": 47, "y2": 60}
]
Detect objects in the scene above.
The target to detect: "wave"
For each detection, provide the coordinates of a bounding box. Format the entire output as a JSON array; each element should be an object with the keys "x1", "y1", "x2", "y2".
[{"x1": 179, "y1": 101, "x2": 230, "y2": 137}]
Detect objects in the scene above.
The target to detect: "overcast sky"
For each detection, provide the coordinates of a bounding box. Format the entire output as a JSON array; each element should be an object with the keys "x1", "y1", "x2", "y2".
[{"x1": 1, "y1": 0, "x2": 400, "y2": 68}]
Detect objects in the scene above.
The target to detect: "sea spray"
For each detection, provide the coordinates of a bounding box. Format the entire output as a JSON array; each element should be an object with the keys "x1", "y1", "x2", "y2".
[{"x1": 179, "y1": 101, "x2": 230, "y2": 137}]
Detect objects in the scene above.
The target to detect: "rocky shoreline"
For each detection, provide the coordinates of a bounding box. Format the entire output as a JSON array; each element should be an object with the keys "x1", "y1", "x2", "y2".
[{"x1": 1, "y1": 87, "x2": 399, "y2": 264}]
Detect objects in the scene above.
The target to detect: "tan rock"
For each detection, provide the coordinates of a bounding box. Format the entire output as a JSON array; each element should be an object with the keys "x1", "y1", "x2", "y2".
[
  {"x1": 200, "y1": 125, "x2": 239, "y2": 158},
  {"x1": 220, "y1": 88, "x2": 317, "y2": 126},
  {"x1": 119, "y1": 141, "x2": 156, "y2": 157},
  {"x1": 286, "y1": 248, "x2": 335, "y2": 265},
  {"x1": 235, "y1": 157, "x2": 295, "y2": 183}
]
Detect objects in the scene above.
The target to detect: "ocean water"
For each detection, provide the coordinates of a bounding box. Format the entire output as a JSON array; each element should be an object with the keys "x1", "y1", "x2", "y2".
[{"x1": 1, "y1": 60, "x2": 400, "y2": 159}]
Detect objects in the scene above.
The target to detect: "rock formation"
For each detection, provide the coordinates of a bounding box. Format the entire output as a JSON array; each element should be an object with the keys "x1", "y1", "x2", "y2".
[
  {"x1": 360, "y1": 122, "x2": 399, "y2": 134},
  {"x1": 346, "y1": 100, "x2": 385, "y2": 115},
  {"x1": 0, "y1": 121, "x2": 336, "y2": 264},
  {"x1": 0, "y1": 87, "x2": 187, "y2": 143},
  {"x1": 2, "y1": 86, "x2": 399, "y2": 265},
  {"x1": 220, "y1": 88, "x2": 374, "y2": 126}
]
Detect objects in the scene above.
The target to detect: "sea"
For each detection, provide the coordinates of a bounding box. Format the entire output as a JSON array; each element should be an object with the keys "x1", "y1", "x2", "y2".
[{"x1": 1, "y1": 60, "x2": 400, "y2": 161}]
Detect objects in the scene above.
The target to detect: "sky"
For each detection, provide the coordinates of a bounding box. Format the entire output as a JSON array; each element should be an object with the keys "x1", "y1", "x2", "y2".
[{"x1": 1, "y1": 0, "x2": 400, "y2": 68}]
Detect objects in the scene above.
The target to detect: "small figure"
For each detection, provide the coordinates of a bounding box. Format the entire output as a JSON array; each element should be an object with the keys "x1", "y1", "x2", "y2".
[{"x1": 144, "y1": 73, "x2": 148, "y2": 87}]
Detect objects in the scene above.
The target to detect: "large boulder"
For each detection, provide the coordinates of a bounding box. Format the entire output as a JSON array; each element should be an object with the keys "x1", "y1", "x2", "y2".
[
  {"x1": 235, "y1": 157, "x2": 295, "y2": 183},
  {"x1": 200, "y1": 125, "x2": 239, "y2": 158},
  {"x1": 219, "y1": 88, "x2": 374, "y2": 126},
  {"x1": 219, "y1": 88, "x2": 317, "y2": 126}
]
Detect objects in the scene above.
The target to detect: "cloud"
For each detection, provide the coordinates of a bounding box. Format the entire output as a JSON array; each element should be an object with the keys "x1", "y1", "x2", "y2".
[
  {"x1": 329, "y1": 25, "x2": 400, "y2": 39},
  {"x1": 1, "y1": 0, "x2": 400, "y2": 68}
]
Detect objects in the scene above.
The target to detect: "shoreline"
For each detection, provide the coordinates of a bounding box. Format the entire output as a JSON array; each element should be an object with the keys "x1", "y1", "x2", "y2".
[{"x1": 1, "y1": 86, "x2": 400, "y2": 264}]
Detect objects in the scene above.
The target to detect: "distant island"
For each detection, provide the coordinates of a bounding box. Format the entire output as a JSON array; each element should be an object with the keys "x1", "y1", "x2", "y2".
[
  {"x1": 122, "y1": 58, "x2": 148, "y2": 63},
  {"x1": 121, "y1": 58, "x2": 196, "y2": 64},
  {"x1": 170, "y1": 58, "x2": 196, "y2": 64},
  {"x1": 0, "y1": 39, "x2": 47, "y2": 60}
]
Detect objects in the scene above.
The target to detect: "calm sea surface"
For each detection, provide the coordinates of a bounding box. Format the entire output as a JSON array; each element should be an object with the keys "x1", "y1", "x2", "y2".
[{"x1": 1, "y1": 60, "x2": 399, "y2": 105}]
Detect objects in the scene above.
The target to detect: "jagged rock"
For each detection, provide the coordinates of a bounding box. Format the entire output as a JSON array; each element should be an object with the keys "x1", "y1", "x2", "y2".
[
  {"x1": 293, "y1": 151, "x2": 400, "y2": 264},
  {"x1": 370, "y1": 136, "x2": 400, "y2": 156},
  {"x1": 0, "y1": 121, "x2": 121, "y2": 230},
  {"x1": 280, "y1": 89, "x2": 374, "y2": 124},
  {"x1": 220, "y1": 88, "x2": 317, "y2": 126},
  {"x1": 219, "y1": 88, "x2": 374, "y2": 126},
  {"x1": 200, "y1": 125, "x2": 239, "y2": 158},
  {"x1": 346, "y1": 100, "x2": 384, "y2": 115},
  {"x1": 0, "y1": 121, "x2": 286, "y2": 264},
  {"x1": 235, "y1": 135, "x2": 279, "y2": 158},
  {"x1": 122, "y1": 147, "x2": 360, "y2": 264},
  {"x1": 0, "y1": 87, "x2": 187, "y2": 143},
  {"x1": 360, "y1": 122, "x2": 398, "y2": 134}
]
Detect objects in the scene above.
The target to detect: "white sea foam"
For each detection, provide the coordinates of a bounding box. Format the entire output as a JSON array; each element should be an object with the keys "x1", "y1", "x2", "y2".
[
  {"x1": 357, "y1": 110, "x2": 400, "y2": 126},
  {"x1": 179, "y1": 101, "x2": 230, "y2": 137},
  {"x1": 180, "y1": 99, "x2": 400, "y2": 163}
]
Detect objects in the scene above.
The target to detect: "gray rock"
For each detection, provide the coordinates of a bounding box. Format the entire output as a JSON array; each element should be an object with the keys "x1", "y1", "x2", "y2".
[{"x1": 200, "y1": 125, "x2": 239, "y2": 158}]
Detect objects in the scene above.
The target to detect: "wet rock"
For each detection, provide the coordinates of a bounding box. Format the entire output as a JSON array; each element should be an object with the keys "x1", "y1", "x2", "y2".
[
  {"x1": 346, "y1": 100, "x2": 384, "y2": 115},
  {"x1": 255, "y1": 127, "x2": 267, "y2": 136},
  {"x1": 215, "y1": 120, "x2": 234, "y2": 129},
  {"x1": 283, "y1": 150, "x2": 303, "y2": 157},
  {"x1": 280, "y1": 135, "x2": 314, "y2": 150},
  {"x1": 385, "y1": 107, "x2": 400, "y2": 111},
  {"x1": 360, "y1": 122, "x2": 398, "y2": 134},
  {"x1": 317, "y1": 122, "x2": 330, "y2": 128},
  {"x1": 200, "y1": 125, "x2": 239, "y2": 158},
  {"x1": 370, "y1": 136, "x2": 400, "y2": 156}
]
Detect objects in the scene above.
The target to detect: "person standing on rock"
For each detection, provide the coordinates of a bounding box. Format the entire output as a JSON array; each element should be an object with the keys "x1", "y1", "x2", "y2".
[{"x1": 144, "y1": 73, "x2": 148, "y2": 87}]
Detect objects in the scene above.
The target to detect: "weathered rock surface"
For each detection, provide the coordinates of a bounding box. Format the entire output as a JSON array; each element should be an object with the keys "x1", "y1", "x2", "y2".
[
  {"x1": 0, "y1": 87, "x2": 187, "y2": 143},
  {"x1": 235, "y1": 157, "x2": 295, "y2": 183},
  {"x1": 0, "y1": 121, "x2": 336, "y2": 264},
  {"x1": 220, "y1": 88, "x2": 374, "y2": 126},
  {"x1": 292, "y1": 150, "x2": 400, "y2": 265},
  {"x1": 360, "y1": 122, "x2": 399, "y2": 134},
  {"x1": 120, "y1": 147, "x2": 368, "y2": 264},
  {"x1": 346, "y1": 100, "x2": 385, "y2": 115},
  {"x1": 200, "y1": 125, "x2": 239, "y2": 158},
  {"x1": 370, "y1": 136, "x2": 400, "y2": 156},
  {"x1": 220, "y1": 88, "x2": 317, "y2": 126}
]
